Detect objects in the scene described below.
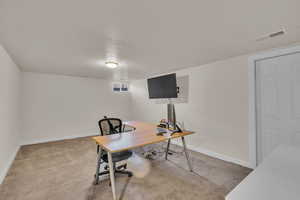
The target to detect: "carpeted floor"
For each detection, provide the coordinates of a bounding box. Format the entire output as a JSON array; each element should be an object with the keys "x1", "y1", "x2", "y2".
[{"x1": 0, "y1": 137, "x2": 251, "y2": 200}]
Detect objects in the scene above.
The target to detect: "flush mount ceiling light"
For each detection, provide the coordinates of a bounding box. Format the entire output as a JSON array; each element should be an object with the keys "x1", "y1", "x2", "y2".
[{"x1": 105, "y1": 61, "x2": 119, "y2": 69}]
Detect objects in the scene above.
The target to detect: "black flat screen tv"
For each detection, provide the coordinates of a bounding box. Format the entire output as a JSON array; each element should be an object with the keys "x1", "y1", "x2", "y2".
[{"x1": 147, "y1": 73, "x2": 177, "y2": 99}]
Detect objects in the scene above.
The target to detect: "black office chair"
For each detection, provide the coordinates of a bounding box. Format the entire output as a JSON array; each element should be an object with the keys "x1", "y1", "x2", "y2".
[{"x1": 95, "y1": 116, "x2": 133, "y2": 182}]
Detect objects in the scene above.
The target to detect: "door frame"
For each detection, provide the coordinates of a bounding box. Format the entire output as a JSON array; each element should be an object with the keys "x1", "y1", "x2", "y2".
[{"x1": 248, "y1": 44, "x2": 300, "y2": 168}]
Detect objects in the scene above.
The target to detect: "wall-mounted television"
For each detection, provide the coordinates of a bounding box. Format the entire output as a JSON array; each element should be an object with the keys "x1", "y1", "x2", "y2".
[{"x1": 147, "y1": 73, "x2": 177, "y2": 99}]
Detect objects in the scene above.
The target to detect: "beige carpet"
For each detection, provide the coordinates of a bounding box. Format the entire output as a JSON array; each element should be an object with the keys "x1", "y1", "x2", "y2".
[{"x1": 0, "y1": 137, "x2": 251, "y2": 200}]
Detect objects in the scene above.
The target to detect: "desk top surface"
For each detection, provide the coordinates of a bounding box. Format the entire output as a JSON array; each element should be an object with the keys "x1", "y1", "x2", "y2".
[
  {"x1": 93, "y1": 121, "x2": 194, "y2": 153},
  {"x1": 226, "y1": 145, "x2": 300, "y2": 200}
]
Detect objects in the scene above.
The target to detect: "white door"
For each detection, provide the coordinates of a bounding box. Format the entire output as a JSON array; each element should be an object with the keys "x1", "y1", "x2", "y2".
[{"x1": 256, "y1": 52, "x2": 300, "y2": 164}]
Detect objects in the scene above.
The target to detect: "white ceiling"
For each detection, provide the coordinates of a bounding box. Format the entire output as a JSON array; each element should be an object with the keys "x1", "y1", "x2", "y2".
[{"x1": 1, "y1": 0, "x2": 300, "y2": 80}]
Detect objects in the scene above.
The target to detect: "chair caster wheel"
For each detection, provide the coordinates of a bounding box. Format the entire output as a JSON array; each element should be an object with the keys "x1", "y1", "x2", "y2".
[{"x1": 93, "y1": 179, "x2": 99, "y2": 185}]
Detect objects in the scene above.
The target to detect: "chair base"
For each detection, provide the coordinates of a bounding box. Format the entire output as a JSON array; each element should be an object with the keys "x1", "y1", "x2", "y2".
[
  {"x1": 94, "y1": 164, "x2": 133, "y2": 185},
  {"x1": 96, "y1": 169, "x2": 133, "y2": 178}
]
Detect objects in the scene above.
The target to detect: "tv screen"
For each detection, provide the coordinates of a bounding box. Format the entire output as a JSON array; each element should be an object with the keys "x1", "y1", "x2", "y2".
[{"x1": 147, "y1": 73, "x2": 177, "y2": 99}]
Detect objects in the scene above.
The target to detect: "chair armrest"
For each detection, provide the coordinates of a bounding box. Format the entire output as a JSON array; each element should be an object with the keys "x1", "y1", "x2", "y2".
[{"x1": 122, "y1": 124, "x2": 136, "y2": 132}]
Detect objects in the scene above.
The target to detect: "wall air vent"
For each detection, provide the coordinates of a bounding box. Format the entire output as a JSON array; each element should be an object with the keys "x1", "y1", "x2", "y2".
[{"x1": 256, "y1": 28, "x2": 286, "y2": 41}]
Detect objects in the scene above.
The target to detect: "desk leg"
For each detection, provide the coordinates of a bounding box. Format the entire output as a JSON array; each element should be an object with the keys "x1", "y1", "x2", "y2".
[
  {"x1": 108, "y1": 152, "x2": 117, "y2": 200},
  {"x1": 165, "y1": 139, "x2": 171, "y2": 160},
  {"x1": 181, "y1": 137, "x2": 193, "y2": 172},
  {"x1": 95, "y1": 147, "x2": 102, "y2": 184}
]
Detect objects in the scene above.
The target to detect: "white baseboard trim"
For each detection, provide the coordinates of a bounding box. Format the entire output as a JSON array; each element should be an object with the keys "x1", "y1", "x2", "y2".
[
  {"x1": 21, "y1": 133, "x2": 98, "y2": 146},
  {"x1": 20, "y1": 133, "x2": 251, "y2": 168},
  {"x1": 171, "y1": 140, "x2": 252, "y2": 168},
  {"x1": 0, "y1": 145, "x2": 20, "y2": 184}
]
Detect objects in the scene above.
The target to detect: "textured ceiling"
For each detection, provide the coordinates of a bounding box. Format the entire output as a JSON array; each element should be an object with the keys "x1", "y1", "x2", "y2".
[{"x1": 1, "y1": 0, "x2": 300, "y2": 80}]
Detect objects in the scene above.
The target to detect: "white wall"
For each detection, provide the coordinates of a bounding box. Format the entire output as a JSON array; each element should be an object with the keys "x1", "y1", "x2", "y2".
[
  {"x1": 0, "y1": 45, "x2": 21, "y2": 183},
  {"x1": 130, "y1": 55, "x2": 250, "y2": 166},
  {"x1": 21, "y1": 72, "x2": 131, "y2": 145}
]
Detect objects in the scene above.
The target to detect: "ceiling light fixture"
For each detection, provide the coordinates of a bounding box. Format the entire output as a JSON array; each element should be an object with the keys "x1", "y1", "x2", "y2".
[{"x1": 105, "y1": 61, "x2": 119, "y2": 69}]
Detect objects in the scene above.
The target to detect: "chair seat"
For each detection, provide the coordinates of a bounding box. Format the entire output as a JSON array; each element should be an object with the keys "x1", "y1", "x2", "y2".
[{"x1": 102, "y1": 150, "x2": 133, "y2": 163}]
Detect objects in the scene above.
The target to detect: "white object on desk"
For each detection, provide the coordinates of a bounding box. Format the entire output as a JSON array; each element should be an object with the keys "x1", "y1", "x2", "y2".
[{"x1": 226, "y1": 145, "x2": 300, "y2": 200}]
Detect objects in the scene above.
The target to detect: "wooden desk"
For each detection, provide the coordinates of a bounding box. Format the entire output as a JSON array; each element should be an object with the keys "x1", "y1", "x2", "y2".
[{"x1": 93, "y1": 121, "x2": 194, "y2": 200}]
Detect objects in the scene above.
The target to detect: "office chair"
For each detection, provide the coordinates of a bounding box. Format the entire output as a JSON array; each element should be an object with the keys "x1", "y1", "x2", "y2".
[{"x1": 95, "y1": 116, "x2": 133, "y2": 182}]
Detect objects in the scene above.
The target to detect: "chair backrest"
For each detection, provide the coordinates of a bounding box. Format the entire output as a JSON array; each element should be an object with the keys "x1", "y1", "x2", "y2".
[{"x1": 98, "y1": 116, "x2": 122, "y2": 136}]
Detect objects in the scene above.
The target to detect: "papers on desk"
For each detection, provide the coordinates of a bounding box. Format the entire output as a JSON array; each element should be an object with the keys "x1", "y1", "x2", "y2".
[{"x1": 156, "y1": 128, "x2": 173, "y2": 138}]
